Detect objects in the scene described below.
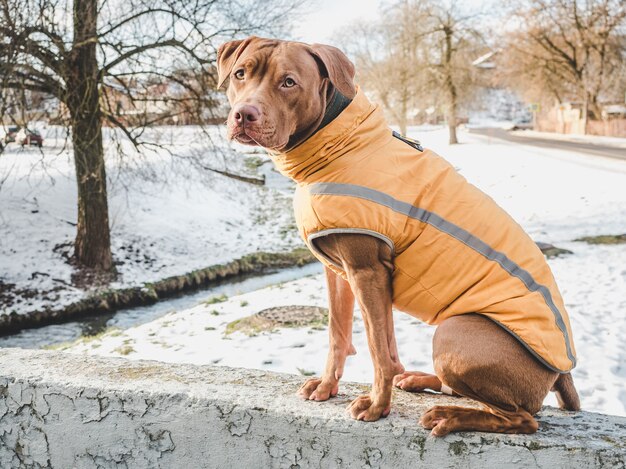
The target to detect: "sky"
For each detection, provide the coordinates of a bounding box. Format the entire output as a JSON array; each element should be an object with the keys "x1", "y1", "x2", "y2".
[
  {"x1": 293, "y1": 0, "x2": 382, "y2": 44},
  {"x1": 292, "y1": 0, "x2": 496, "y2": 45}
]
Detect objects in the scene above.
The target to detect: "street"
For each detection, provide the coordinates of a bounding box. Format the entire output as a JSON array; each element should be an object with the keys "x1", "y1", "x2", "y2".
[{"x1": 470, "y1": 127, "x2": 626, "y2": 161}]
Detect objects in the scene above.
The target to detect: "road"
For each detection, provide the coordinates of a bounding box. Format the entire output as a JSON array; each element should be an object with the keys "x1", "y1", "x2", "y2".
[{"x1": 469, "y1": 128, "x2": 626, "y2": 161}]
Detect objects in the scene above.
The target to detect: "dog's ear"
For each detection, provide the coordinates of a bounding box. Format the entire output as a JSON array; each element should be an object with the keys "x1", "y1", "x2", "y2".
[
  {"x1": 309, "y1": 44, "x2": 356, "y2": 99},
  {"x1": 216, "y1": 37, "x2": 256, "y2": 89}
]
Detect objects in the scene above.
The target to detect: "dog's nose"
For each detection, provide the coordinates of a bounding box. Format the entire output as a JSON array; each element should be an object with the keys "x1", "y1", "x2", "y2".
[{"x1": 233, "y1": 104, "x2": 260, "y2": 125}]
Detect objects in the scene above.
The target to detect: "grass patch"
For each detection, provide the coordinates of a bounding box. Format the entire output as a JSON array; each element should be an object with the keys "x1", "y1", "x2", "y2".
[
  {"x1": 575, "y1": 234, "x2": 626, "y2": 245},
  {"x1": 224, "y1": 318, "x2": 245, "y2": 335},
  {"x1": 113, "y1": 344, "x2": 135, "y2": 356},
  {"x1": 224, "y1": 305, "x2": 328, "y2": 337},
  {"x1": 297, "y1": 367, "x2": 316, "y2": 377},
  {"x1": 205, "y1": 294, "x2": 228, "y2": 305},
  {"x1": 244, "y1": 155, "x2": 265, "y2": 171}
]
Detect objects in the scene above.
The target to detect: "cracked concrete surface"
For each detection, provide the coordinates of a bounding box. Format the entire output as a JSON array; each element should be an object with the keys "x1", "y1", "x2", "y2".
[{"x1": 0, "y1": 348, "x2": 624, "y2": 468}]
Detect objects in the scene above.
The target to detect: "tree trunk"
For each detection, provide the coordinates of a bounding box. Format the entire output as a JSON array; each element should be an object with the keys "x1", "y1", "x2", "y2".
[
  {"x1": 443, "y1": 25, "x2": 458, "y2": 145},
  {"x1": 448, "y1": 119, "x2": 458, "y2": 144},
  {"x1": 399, "y1": 66, "x2": 409, "y2": 136},
  {"x1": 587, "y1": 94, "x2": 602, "y2": 122},
  {"x1": 68, "y1": 0, "x2": 113, "y2": 271},
  {"x1": 447, "y1": 77, "x2": 459, "y2": 144},
  {"x1": 399, "y1": 95, "x2": 408, "y2": 136}
]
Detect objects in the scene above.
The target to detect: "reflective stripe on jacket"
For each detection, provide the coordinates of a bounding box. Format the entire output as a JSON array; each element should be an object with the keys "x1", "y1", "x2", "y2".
[{"x1": 269, "y1": 87, "x2": 576, "y2": 373}]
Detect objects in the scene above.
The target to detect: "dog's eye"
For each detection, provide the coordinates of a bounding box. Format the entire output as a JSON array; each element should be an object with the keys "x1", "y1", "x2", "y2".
[
  {"x1": 283, "y1": 77, "x2": 296, "y2": 88},
  {"x1": 234, "y1": 69, "x2": 245, "y2": 80}
]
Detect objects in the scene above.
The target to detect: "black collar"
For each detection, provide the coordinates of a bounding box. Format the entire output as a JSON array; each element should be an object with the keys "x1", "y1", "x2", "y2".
[
  {"x1": 315, "y1": 89, "x2": 352, "y2": 133},
  {"x1": 284, "y1": 88, "x2": 353, "y2": 151}
]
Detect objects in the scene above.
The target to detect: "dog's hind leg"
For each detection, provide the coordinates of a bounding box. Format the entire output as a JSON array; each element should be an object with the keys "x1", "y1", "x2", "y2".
[
  {"x1": 422, "y1": 313, "x2": 562, "y2": 436},
  {"x1": 552, "y1": 372, "x2": 581, "y2": 411},
  {"x1": 420, "y1": 405, "x2": 538, "y2": 436},
  {"x1": 393, "y1": 371, "x2": 460, "y2": 395}
]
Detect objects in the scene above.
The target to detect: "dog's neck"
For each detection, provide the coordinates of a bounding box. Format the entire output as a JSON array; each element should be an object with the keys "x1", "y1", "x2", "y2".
[{"x1": 284, "y1": 86, "x2": 352, "y2": 151}]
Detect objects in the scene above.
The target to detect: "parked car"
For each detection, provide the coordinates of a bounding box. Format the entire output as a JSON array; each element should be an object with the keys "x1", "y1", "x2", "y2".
[
  {"x1": 2, "y1": 126, "x2": 20, "y2": 143},
  {"x1": 15, "y1": 128, "x2": 43, "y2": 147},
  {"x1": 510, "y1": 118, "x2": 533, "y2": 131}
]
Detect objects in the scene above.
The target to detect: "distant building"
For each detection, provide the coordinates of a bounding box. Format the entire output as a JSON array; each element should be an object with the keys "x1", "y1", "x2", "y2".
[
  {"x1": 2, "y1": 70, "x2": 229, "y2": 128},
  {"x1": 102, "y1": 75, "x2": 228, "y2": 126},
  {"x1": 0, "y1": 89, "x2": 63, "y2": 125},
  {"x1": 534, "y1": 101, "x2": 626, "y2": 137},
  {"x1": 470, "y1": 49, "x2": 626, "y2": 136}
]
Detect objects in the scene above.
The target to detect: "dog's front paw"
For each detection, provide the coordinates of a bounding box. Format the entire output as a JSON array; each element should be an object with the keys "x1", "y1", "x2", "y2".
[
  {"x1": 297, "y1": 377, "x2": 338, "y2": 401},
  {"x1": 347, "y1": 395, "x2": 390, "y2": 422}
]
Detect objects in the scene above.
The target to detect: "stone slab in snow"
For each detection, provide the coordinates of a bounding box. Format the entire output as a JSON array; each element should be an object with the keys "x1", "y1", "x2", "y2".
[{"x1": 0, "y1": 348, "x2": 624, "y2": 468}]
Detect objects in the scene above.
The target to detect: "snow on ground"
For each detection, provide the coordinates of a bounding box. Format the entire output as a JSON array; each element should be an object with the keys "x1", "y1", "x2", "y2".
[
  {"x1": 63, "y1": 126, "x2": 626, "y2": 417},
  {"x1": 0, "y1": 125, "x2": 300, "y2": 315},
  {"x1": 423, "y1": 126, "x2": 626, "y2": 243}
]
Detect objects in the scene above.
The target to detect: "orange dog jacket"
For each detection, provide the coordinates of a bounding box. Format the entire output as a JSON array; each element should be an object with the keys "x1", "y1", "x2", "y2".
[{"x1": 269, "y1": 88, "x2": 576, "y2": 373}]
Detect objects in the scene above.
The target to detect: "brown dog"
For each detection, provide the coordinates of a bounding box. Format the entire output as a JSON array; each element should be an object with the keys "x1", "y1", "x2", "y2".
[{"x1": 217, "y1": 36, "x2": 580, "y2": 436}]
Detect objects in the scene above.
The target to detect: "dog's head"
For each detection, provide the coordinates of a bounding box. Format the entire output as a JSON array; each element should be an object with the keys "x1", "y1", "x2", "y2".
[{"x1": 217, "y1": 36, "x2": 356, "y2": 151}]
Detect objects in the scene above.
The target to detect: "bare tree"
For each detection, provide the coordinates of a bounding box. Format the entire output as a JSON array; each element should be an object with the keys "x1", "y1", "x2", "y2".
[
  {"x1": 0, "y1": 0, "x2": 303, "y2": 273},
  {"x1": 336, "y1": 0, "x2": 482, "y2": 143},
  {"x1": 336, "y1": 1, "x2": 433, "y2": 136},
  {"x1": 426, "y1": 1, "x2": 483, "y2": 144},
  {"x1": 503, "y1": 0, "x2": 626, "y2": 127}
]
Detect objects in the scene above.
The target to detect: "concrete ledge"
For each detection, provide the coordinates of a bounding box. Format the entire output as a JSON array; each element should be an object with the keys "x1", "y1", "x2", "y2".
[{"x1": 0, "y1": 349, "x2": 624, "y2": 468}]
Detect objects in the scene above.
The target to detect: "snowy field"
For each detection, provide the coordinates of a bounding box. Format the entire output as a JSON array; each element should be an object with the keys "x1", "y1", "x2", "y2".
[
  {"x1": 61, "y1": 126, "x2": 626, "y2": 418},
  {"x1": 0, "y1": 125, "x2": 300, "y2": 315}
]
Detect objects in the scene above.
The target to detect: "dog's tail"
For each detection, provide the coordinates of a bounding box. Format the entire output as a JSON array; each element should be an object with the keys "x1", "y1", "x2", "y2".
[{"x1": 552, "y1": 373, "x2": 581, "y2": 411}]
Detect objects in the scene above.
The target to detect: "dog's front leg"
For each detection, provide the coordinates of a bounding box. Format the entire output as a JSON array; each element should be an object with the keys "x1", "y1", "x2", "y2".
[
  {"x1": 345, "y1": 250, "x2": 404, "y2": 421},
  {"x1": 309, "y1": 233, "x2": 403, "y2": 421},
  {"x1": 298, "y1": 266, "x2": 356, "y2": 401}
]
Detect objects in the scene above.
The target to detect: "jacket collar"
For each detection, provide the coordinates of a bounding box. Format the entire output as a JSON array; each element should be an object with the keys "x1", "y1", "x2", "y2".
[{"x1": 269, "y1": 87, "x2": 386, "y2": 183}]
